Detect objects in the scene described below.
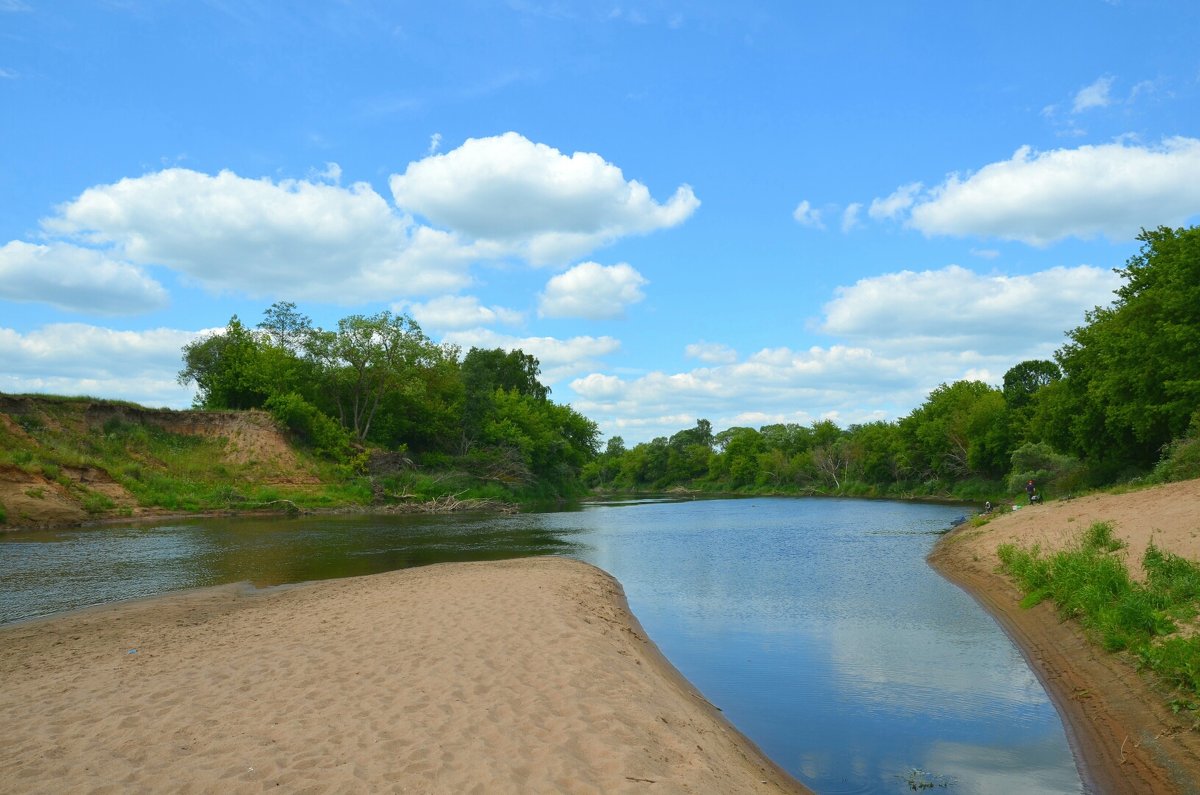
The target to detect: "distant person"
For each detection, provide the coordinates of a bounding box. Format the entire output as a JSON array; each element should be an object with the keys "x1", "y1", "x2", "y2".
[{"x1": 1026, "y1": 479, "x2": 1036, "y2": 503}]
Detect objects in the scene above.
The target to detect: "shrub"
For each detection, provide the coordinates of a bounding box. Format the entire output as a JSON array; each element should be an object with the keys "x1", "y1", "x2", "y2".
[
  {"x1": 265, "y1": 393, "x2": 350, "y2": 459},
  {"x1": 1152, "y1": 410, "x2": 1200, "y2": 483},
  {"x1": 1007, "y1": 441, "x2": 1083, "y2": 498}
]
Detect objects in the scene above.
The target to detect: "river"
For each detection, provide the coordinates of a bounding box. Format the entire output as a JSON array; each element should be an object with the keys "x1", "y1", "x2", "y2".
[{"x1": 0, "y1": 496, "x2": 1083, "y2": 794}]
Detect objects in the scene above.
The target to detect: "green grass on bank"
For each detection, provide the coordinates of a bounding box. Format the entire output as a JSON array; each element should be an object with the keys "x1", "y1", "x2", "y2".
[
  {"x1": 998, "y1": 522, "x2": 1200, "y2": 721},
  {"x1": 2, "y1": 401, "x2": 567, "y2": 522}
]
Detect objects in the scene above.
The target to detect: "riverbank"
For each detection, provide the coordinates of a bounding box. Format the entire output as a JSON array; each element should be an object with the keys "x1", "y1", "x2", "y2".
[
  {"x1": 929, "y1": 477, "x2": 1200, "y2": 795},
  {"x1": 0, "y1": 556, "x2": 806, "y2": 794}
]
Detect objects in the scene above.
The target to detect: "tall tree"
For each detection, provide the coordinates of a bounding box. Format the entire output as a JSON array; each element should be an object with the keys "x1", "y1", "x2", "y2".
[
  {"x1": 178, "y1": 316, "x2": 271, "y2": 409},
  {"x1": 1055, "y1": 225, "x2": 1200, "y2": 469},
  {"x1": 309, "y1": 311, "x2": 433, "y2": 442},
  {"x1": 1002, "y1": 360, "x2": 1061, "y2": 408}
]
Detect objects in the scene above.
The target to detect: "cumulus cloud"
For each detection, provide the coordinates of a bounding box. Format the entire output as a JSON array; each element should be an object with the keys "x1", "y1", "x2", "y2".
[
  {"x1": 1072, "y1": 76, "x2": 1114, "y2": 113},
  {"x1": 868, "y1": 182, "x2": 922, "y2": 221},
  {"x1": 566, "y1": 263, "x2": 1121, "y2": 443},
  {"x1": 684, "y1": 341, "x2": 738, "y2": 364},
  {"x1": 888, "y1": 138, "x2": 1200, "y2": 244},
  {"x1": 0, "y1": 324, "x2": 203, "y2": 407},
  {"x1": 0, "y1": 241, "x2": 168, "y2": 314},
  {"x1": 820, "y1": 264, "x2": 1120, "y2": 355},
  {"x1": 441, "y1": 327, "x2": 620, "y2": 383},
  {"x1": 389, "y1": 132, "x2": 699, "y2": 265},
  {"x1": 41, "y1": 167, "x2": 478, "y2": 302},
  {"x1": 402, "y1": 294, "x2": 524, "y2": 330},
  {"x1": 570, "y1": 344, "x2": 923, "y2": 442},
  {"x1": 538, "y1": 261, "x2": 648, "y2": 319},
  {"x1": 792, "y1": 200, "x2": 825, "y2": 229}
]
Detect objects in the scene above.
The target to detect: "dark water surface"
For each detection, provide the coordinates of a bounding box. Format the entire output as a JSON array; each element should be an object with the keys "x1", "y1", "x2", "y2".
[{"x1": 0, "y1": 497, "x2": 1083, "y2": 794}]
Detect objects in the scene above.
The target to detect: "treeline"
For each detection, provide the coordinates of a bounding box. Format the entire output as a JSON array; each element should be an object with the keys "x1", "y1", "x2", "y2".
[
  {"x1": 178, "y1": 304, "x2": 598, "y2": 497},
  {"x1": 583, "y1": 225, "x2": 1200, "y2": 501},
  {"x1": 181, "y1": 225, "x2": 1198, "y2": 503}
]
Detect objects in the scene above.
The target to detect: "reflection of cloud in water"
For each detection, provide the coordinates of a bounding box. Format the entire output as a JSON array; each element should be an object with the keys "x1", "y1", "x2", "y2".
[
  {"x1": 817, "y1": 617, "x2": 1052, "y2": 717},
  {"x1": 923, "y1": 737, "x2": 1082, "y2": 795}
]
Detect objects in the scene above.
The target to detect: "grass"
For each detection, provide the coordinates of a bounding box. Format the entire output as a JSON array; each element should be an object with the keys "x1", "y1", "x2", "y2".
[{"x1": 998, "y1": 522, "x2": 1200, "y2": 721}]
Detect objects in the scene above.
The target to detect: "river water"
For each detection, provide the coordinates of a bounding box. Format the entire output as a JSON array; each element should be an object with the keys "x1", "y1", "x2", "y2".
[{"x1": 0, "y1": 497, "x2": 1083, "y2": 794}]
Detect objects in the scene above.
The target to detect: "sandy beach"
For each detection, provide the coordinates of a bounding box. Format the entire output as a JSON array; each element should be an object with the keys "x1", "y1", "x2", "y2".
[
  {"x1": 0, "y1": 556, "x2": 806, "y2": 794},
  {"x1": 930, "y1": 477, "x2": 1200, "y2": 795}
]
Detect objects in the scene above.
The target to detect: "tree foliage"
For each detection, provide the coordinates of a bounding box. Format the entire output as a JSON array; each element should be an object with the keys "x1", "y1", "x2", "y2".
[
  {"x1": 585, "y1": 226, "x2": 1200, "y2": 498},
  {"x1": 178, "y1": 304, "x2": 597, "y2": 496}
]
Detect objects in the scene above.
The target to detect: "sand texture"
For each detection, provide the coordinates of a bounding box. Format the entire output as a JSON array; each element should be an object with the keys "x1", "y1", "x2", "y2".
[
  {"x1": 0, "y1": 556, "x2": 806, "y2": 794},
  {"x1": 930, "y1": 477, "x2": 1200, "y2": 795}
]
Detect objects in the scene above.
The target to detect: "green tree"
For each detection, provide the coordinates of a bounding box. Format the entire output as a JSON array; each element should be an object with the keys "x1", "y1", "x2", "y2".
[
  {"x1": 1055, "y1": 225, "x2": 1200, "y2": 470},
  {"x1": 309, "y1": 311, "x2": 434, "y2": 442},
  {"x1": 1003, "y1": 360, "x2": 1061, "y2": 409},
  {"x1": 460, "y1": 347, "x2": 550, "y2": 448},
  {"x1": 899, "y1": 380, "x2": 1007, "y2": 480},
  {"x1": 178, "y1": 316, "x2": 272, "y2": 409}
]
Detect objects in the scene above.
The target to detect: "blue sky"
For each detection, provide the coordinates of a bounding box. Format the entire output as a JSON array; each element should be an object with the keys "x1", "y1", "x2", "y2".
[{"x1": 3, "y1": 1, "x2": 1199, "y2": 443}]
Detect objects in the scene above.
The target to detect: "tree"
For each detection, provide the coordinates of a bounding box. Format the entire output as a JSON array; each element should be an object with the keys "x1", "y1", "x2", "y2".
[
  {"x1": 460, "y1": 347, "x2": 550, "y2": 448},
  {"x1": 257, "y1": 301, "x2": 314, "y2": 354},
  {"x1": 178, "y1": 316, "x2": 272, "y2": 409},
  {"x1": 899, "y1": 380, "x2": 1006, "y2": 480},
  {"x1": 309, "y1": 311, "x2": 434, "y2": 442},
  {"x1": 1054, "y1": 225, "x2": 1200, "y2": 470},
  {"x1": 1002, "y1": 360, "x2": 1061, "y2": 408}
]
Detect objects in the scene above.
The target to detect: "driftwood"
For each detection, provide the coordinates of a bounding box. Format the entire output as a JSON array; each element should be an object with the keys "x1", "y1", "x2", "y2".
[{"x1": 389, "y1": 491, "x2": 519, "y2": 514}]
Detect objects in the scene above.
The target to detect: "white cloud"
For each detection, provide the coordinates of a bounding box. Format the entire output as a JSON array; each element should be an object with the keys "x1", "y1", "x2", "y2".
[
  {"x1": 39, "y1": 167, "x2": 477, "y2": 302},
  {"x1": 0, "y1": 241, "x2": 168, "y2": 314},
  {"x1": 841, "y1": 203, "x2": 863, "y2": 232},
  {"x1": 868, "y1": 182, "x2": 922, "y2": 221},
  {"x1": 566, "y1": 263, "x2": 1121, "y2": 443},
  {"x1": 12, "y1": 137, "x2": 694, "y2": 312},
  {"x1": 538, "y1": 261, "x2": 648, "y2": 319},
  {"x1": 792, "y1": 200, "x2": 825, "y2": 229},
  {"x1": 402, "y1": 294, "x2": 524, "y2": 330},
  {"x1": 685, "y1": 341, "x2": 738, "y2": 364},
  {"x1": 441, "y1": 327, "x2": 621, "y2": 383},
  {"x1": 898, "y1": 137, "x2": 1200, "y2": 244},
  {"x1": 570, "y1": 344, "x2": 924, "y2": 442},
  {"x1": 315, "y1": 162, "x2": 342, "y2": 183},
  {"x1": 428, "y1": 132, "x2": 442, "y2": 154},
  {"x1": 0, "y1": 324, "x2": 203, "y2": 407},
  {"x1": 389, "y1": 132, "x2": 699, "y2": 265},
  {"x1": 1072, "y1": 75, "x2": 1114, "y2": 113},
  {"x1": 820, "y1": 264, "x2": 1120, "y2": 355}
]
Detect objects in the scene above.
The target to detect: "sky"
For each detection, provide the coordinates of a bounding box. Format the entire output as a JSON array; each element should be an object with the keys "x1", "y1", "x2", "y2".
[{"x1": 2, "y1": 1, "x2": 1199, "y2": 444}]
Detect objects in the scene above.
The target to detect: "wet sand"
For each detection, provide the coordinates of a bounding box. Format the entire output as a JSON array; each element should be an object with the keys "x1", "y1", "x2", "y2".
[
  {"x1": 930, "y1": 477, "x2": 1200, "y2": 795},
  {"x1": 0, "y1": 556, "x2": 807, "y2": 794}
]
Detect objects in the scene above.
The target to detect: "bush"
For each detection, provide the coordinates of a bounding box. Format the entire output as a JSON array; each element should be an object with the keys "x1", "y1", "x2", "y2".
[
  {"x1": 265, "y1": 393, "x2": 350, "y2": 459},
  {"x1": 1152, "y1": 410, "x2": 1200, "y2": 483},
  {"x1": 1007, "y1": 441, "x2": 1083, "y2": 498}
]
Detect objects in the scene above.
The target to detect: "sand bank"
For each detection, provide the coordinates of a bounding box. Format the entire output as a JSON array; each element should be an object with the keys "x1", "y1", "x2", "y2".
[
  {"x1": 0, "y1": 556, "x2": 807, "y2": 794},
  {"x1": 930, "y1": 478, "x2": 1200, "y2": 795}
]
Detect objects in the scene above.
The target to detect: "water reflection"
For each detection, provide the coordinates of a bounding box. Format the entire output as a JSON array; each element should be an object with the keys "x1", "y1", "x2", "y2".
[
  {"x1": 529, "y1": 498, "x2": 1083, "y2": 795},
  {"x1": 0, "y1": 498, "x2": 1082, "y2": 794}
]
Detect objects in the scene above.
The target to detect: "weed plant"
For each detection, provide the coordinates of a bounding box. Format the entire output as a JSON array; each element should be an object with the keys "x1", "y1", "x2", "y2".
[{"x1": 998, "y1": 522, "x2": 1200, "y2": 718}]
